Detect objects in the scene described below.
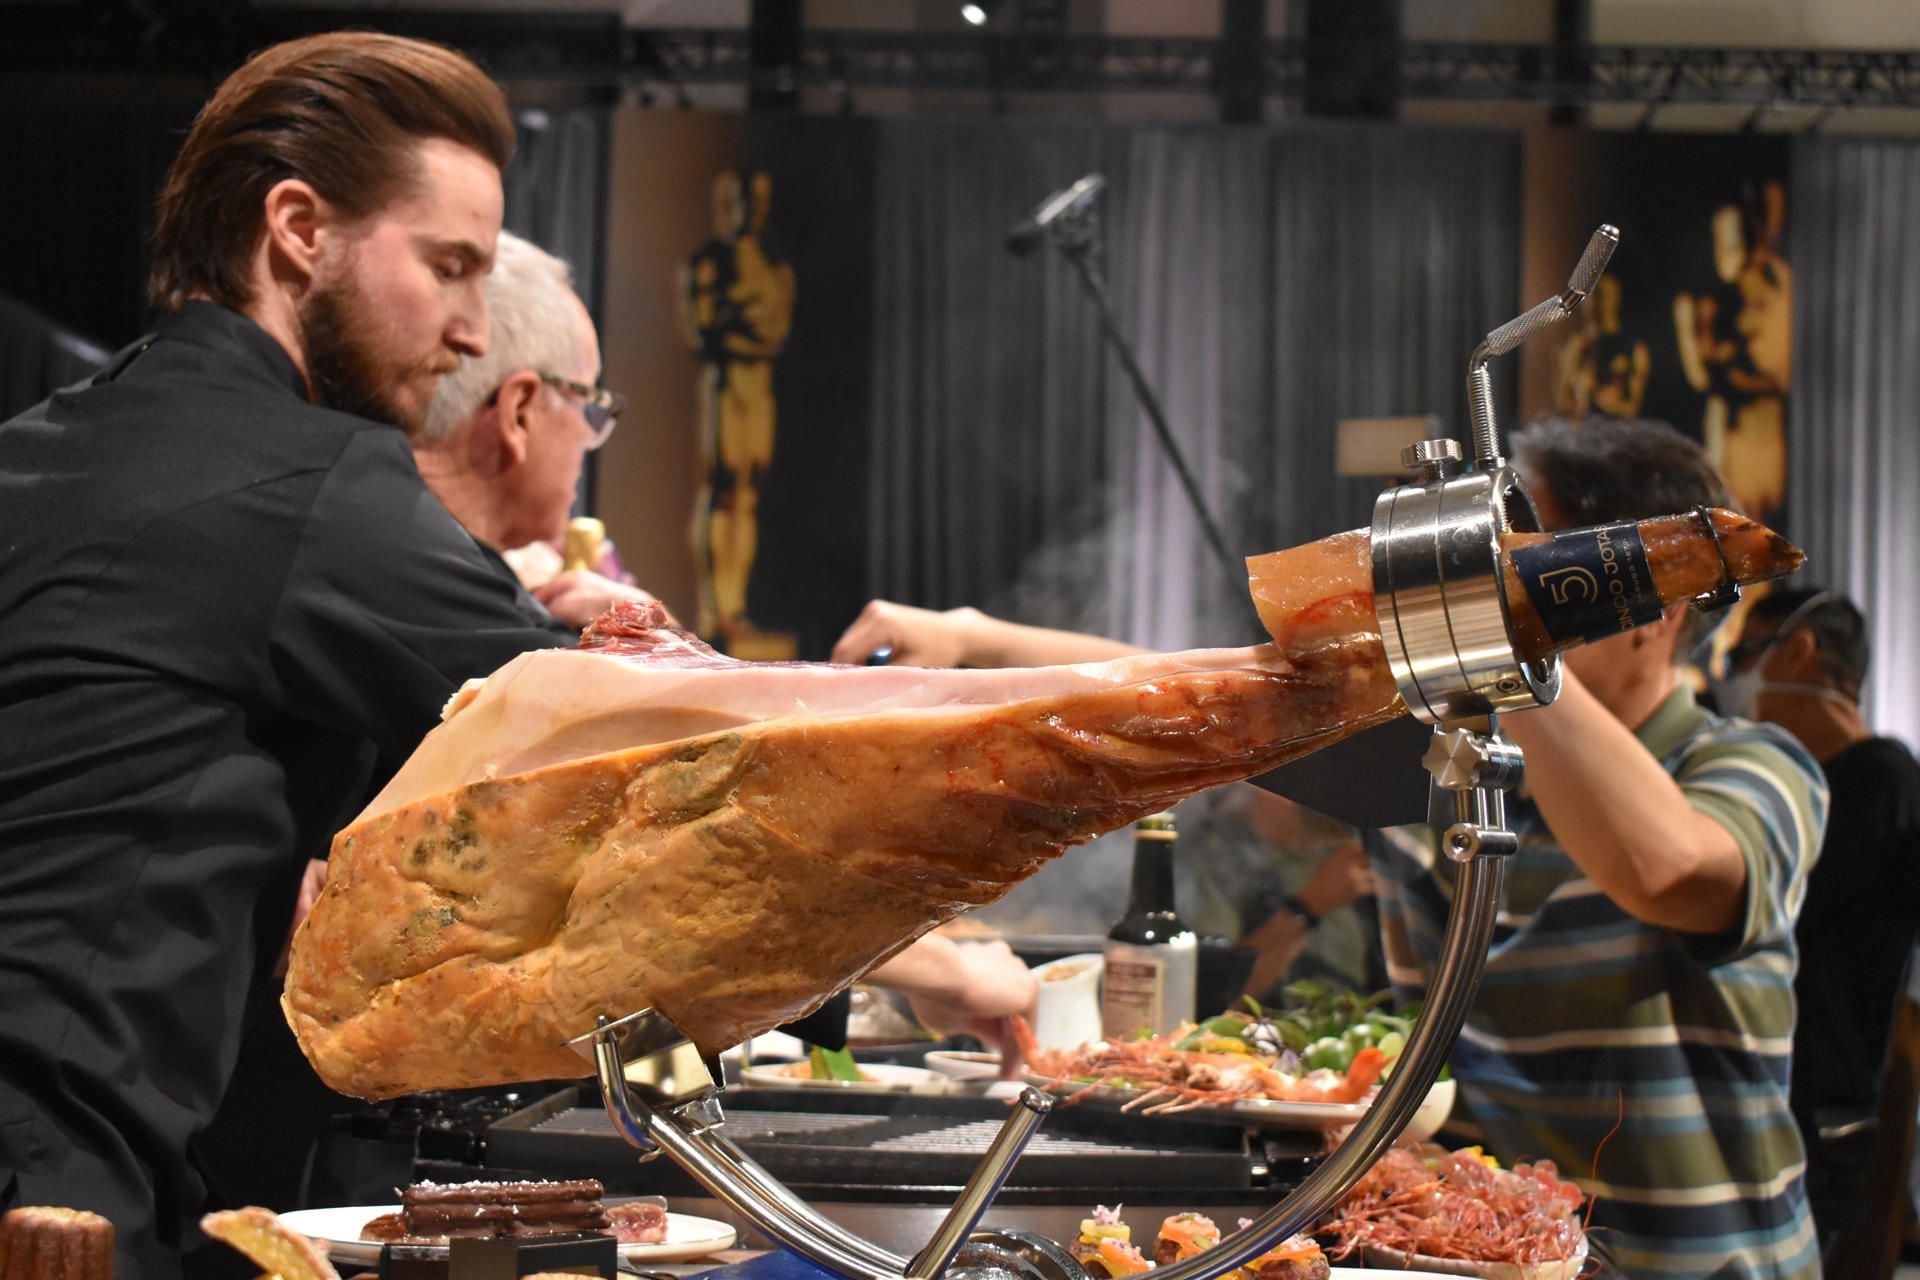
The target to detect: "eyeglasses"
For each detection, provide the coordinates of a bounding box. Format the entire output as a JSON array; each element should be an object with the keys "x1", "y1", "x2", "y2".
[{"x1": 539, "y1": 372, "x2": 627, "y2": 451}]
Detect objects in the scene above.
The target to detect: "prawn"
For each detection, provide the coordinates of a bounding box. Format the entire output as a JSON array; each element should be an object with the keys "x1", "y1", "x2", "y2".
[
  {"x1": 1014, "y1": 1018, "x2": 1388, "y2": 1112},
  {"x1": 1320, "y1": 1146, "x2": 1586, "y2": 1268}
]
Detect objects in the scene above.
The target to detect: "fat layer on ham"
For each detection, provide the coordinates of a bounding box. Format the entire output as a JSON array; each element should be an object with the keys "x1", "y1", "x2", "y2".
[{"x1": 286, "y1": 534, "x2": 1401, "y2": 1099}]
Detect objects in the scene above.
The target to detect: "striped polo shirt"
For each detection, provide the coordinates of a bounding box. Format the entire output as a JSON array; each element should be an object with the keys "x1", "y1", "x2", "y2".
[{"x1": 1369, "y1": 687, "x2": 1829, "y2": 1280}]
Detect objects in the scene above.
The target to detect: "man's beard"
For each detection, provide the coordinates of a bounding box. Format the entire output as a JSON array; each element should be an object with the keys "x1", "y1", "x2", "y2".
[{"x1": 301, "y1": 275, "x2": 444, "y2": 435}]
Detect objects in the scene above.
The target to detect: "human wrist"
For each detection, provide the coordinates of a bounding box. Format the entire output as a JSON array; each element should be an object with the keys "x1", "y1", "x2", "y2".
[
  {"x1": 1279, "y1": 892, "x2": 1322, "y2": 928},
  {"x1": 947, "y1": 607, "x2": 1004, "y2": 667}
]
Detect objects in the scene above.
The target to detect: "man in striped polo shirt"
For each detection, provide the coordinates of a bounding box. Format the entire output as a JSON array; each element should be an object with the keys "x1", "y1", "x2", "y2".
[{"x1": 1370, "y1": 417, "x2": 1828, "y2": 1279}]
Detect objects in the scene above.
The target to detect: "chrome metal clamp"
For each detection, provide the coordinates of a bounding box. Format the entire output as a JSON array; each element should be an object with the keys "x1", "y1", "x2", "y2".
[
  {"x1": 1372, "y1": 223, "x2": 1620, "y2": 864},
  {"x1": 1371, "y1": 459, "x2": 1552, "y2": 863}
]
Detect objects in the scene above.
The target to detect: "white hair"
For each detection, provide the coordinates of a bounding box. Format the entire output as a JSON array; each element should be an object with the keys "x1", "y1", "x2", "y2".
[{"x1": 421, "y1": 231, "x2": 588, "y2": 442}]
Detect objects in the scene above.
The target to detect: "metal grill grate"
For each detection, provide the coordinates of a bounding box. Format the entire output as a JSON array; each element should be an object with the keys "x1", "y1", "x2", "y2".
[
  {"x1": 538, "y1": 1107, "x2": 885, "y2": 1142},
  {"x1": 867, "y1": 1120, "x2": 1188, "y2": 1158},
  {"x1": 486, "y1": 1092, "x2": 1266, "y2": 1196}
]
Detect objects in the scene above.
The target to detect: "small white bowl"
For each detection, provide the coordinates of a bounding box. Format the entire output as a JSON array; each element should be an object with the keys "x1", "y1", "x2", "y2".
[
  {"x1": 1030, "y1": 953, "x2": 1104, "y2": 1051},
  {"x1": 1403, "y1": 1076, "x2": 1457, "y2": 1143},
  {"x1": 1329, "y1": 1076, "x2": 1456, "y2": 1145}
]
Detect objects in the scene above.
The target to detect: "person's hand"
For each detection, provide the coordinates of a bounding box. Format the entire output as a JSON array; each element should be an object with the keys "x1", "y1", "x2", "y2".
[
  {"x1": 907, "y1": 941, "x2": 1038, "y2": 1078},
  {"x1": 1239, "y1": 842, "x2": 1373, "y2": 1000},
  {"x1": 880, "y1": 938, "x2": 1038, "y2": 1077},
  {"x1": 273, "y1": 859, "x2": 329, "y2": 977},
  {"x1": 830, "y1": 600, "x2": 982, "y2": 668},
  {"x1": 1297, "y1": 841, "x2": 1375, "y2": 918},
  {"x1": 534, "y1": 572, "x2": 681, "y2": 631}
]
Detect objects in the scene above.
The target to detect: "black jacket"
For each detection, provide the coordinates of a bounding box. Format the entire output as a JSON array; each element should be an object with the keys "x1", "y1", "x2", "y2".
[{"x1": 0, "y1": 302, "x2": 573, "y2": 1279}]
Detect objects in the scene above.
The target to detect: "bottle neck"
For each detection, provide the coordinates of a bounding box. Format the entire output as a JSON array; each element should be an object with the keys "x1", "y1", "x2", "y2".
[{"x1": 1126, "y1": 833, "x2": 1177, "y2": 917}]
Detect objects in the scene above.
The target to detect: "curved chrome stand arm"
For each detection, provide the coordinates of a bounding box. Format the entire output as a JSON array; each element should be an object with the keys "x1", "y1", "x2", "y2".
[
  {"x1": 1146, "y1": 851, "x2": 1505, "y2": 1280},
  {"x1": 579, "y1": 1020, "x2": 908, "y2": 1280},
  {"x1": 906, "y1": 1089, "x2": 1055, "y2": 1279},
  {"x1": 576, "y1": 1014, "x2": 1061, "y2": 1280}
]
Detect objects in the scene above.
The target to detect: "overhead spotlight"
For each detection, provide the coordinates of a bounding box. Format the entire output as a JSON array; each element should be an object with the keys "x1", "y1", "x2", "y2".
[{"x1": 960, "y1": 2, "x2": 995, "y2": 26}]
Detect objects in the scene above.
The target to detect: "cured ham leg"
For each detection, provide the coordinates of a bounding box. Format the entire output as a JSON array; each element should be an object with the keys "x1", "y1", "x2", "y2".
[{"x1": 285, "y1": 510, "x2": 1799, "y2": 1099}]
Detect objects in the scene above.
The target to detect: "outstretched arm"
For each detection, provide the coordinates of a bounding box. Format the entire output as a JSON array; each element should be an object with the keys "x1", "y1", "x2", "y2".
[
  {"x1": 1240, "y1": 841, "x2": 1375, "y2": 999},
  {"x1": 830, "y1": 600, "x2": 1144, "y2": 668}
]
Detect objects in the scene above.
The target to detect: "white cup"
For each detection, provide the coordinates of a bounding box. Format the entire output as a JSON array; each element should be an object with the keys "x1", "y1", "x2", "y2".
[{"x1": 1030, "y1": 953, "x2": 1105, "y2": 1051}]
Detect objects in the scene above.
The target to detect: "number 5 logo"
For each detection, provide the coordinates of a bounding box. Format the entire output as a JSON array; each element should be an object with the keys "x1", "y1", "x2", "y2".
[{"x1": 1538, "y1": 565, "x2": 1599, "y2": 605}]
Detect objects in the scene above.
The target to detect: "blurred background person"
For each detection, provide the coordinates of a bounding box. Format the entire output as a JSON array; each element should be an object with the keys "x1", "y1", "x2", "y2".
[
  {"x1": 1179, "y1": 787, "x2": 1384, "y2": 1004},
  {"x1": 1721, "y1": 586, "x2": 1920, "y2": 1252}
]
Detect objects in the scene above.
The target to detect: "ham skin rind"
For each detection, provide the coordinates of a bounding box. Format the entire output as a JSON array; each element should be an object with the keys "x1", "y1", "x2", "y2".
[
  {"x1": 286, "y1": 605, "x2": 1401, "y2": 1099},
  {"x1": 284, "y1": 509, "x2": 1803, "y2": 1100}
]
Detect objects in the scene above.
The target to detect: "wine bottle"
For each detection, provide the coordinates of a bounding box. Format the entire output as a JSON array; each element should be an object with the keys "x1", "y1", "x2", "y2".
[{"x1": 1101, "y1": 811, "x2": 1198, "y2": 1039}]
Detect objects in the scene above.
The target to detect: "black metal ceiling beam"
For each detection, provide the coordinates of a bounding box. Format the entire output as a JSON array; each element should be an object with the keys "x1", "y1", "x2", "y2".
[
  {"x1": 627, "y1": 31, "x2": 1920, "y2": 109},
  {"x1": 3, "y1": 10, "x2": 1917, "y2": 112}
]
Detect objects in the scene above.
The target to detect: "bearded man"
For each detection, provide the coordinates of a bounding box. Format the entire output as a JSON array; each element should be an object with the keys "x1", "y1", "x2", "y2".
[{"x1": 0, "y1": 34, "x2": 577, "y2": 1279}]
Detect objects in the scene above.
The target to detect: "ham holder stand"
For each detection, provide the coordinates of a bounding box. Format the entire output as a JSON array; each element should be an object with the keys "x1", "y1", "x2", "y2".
[{"x1": 562, "y1": 225, "x2": 1686, "y2": 1280}]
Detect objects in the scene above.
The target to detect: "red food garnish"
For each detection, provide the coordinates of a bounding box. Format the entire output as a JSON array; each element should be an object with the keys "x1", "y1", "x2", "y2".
[{"x1": 1320, "y1": 1146, "x2": 1585, "y2": 1266}]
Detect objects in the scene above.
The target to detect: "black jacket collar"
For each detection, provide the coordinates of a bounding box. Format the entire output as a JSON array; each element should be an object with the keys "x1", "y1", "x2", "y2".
[{"x1": 149, "y1": 300, "x2": 311, "y2": 402}]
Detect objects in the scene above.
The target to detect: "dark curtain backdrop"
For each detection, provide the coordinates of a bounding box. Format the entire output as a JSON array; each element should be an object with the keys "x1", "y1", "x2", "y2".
[
  {"x1": 500, "y1": 105, "x2": 612, "y2": 514},
  {"x1": 866, "y1": 119, "x2": 1520, "y2": 651},
  {"x1": 0, "y1": 99, "x2": 201, "y2": 351},
  {"x1": 0, "y1": 293, "x2": 112, "y2": 420},
  {"x1": 0, "y1": 99, "x2": 606, "y2": 386},
  {"x1": 1788, "y1": 138, "x2": 1920, "y2": 748},
  {"x1": 503, "y1": 106, "x2": 611, "y2": 320},
  {"x1": 866, "y1": 120, "x2": 1116, "y2": 634}
]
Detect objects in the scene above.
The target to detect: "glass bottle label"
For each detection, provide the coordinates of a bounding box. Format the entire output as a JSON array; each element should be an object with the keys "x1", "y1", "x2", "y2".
[{"x1": 1102, "y1": 948, "x2": 1164, "y2": 1040}]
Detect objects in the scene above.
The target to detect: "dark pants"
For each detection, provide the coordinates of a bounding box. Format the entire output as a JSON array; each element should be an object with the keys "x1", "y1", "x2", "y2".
[{"x1": 1802, "y1": 1117, "x2": 1880, "y2": 1249}]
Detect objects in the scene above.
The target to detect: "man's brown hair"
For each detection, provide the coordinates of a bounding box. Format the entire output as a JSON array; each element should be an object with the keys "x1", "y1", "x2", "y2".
[{"x1": 149, "y1": 32, "x2": 515, "y2": 313}]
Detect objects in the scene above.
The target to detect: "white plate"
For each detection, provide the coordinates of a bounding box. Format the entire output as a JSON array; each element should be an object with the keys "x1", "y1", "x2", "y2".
[
  {"x1": 1360, "y1": 1235, "x2": 1588, "y2": 1280},
  {"x1": 1023, "y1": 1073, "x2": 1453, "y2": 1135},
  {"x1": 923, "y1": 1050, "x2": 1005, "y2": 1081},
  {"x1": 723, "y1": 1030, "x2": 807, "y2": 1062},
  {"x1": 738, "y1": 1061, "x2": 949, "y2": 1094},
  {"x1": 1022, "y1": 1073, "x2": 1369, "y2": 1129},
  {"x1": 276, "y1": 1205, "x2": 737, "y2": 1267}
]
